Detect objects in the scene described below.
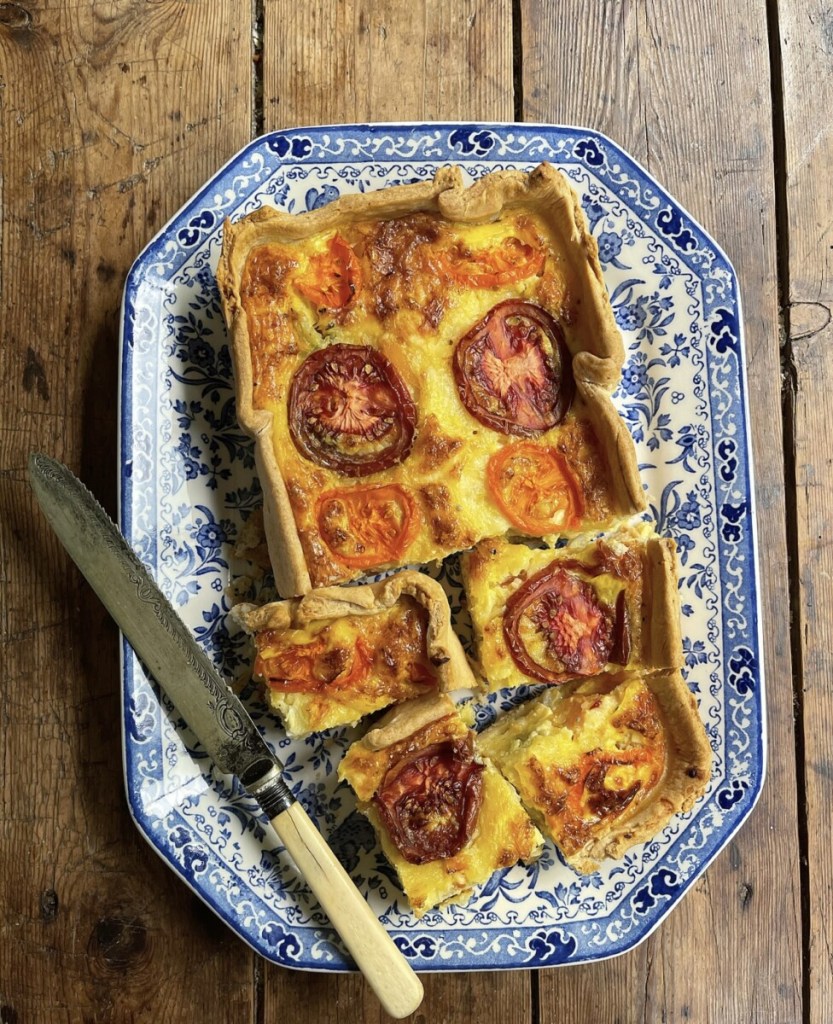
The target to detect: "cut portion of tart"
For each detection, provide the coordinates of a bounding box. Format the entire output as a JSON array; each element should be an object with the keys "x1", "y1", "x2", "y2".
[
  {"x1": 338, "y1": 693, "x2": 544, "y2": 917},
  {"x1": 461, "y1": 526, "x2": 682, "y2": 692},
  {"x1": 233, "y1": 571, "x2": 476, "y2": 738},
  {"x1": 476, "y1": 671, "x2": 711, "y2": 873},
  {"x1": 217, "y1": 162, "x2": 645, "y2": 595}
]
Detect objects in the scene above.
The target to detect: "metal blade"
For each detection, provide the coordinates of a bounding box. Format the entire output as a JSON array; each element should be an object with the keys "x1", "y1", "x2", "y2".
[{"x1": 27, "y1": 454, "x2": 291, "y2": 812}]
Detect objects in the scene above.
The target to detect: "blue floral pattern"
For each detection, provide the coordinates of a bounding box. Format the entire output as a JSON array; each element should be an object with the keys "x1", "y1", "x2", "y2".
[{"x1": 120, "y1": 123, "x2": 762, "y2": 973}]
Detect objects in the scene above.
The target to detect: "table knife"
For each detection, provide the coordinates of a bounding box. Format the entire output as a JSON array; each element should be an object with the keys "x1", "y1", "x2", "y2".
[{"x1": 27, "y1": 453, "x2": 423, "y2": 1019}]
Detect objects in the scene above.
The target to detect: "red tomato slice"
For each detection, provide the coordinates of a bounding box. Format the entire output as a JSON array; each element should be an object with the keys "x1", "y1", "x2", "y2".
[
  {"x1": 289, "y1": 344, "x2": 416, "y2": 475},
  {"x1": 443, "y1": 235, "x2": 545, "y2": 288},
  {"x1": 316, "y1": 483, "x2": 419, "y2": 569},
  {"x1": 296, "y1": 234, "x2": 361, "y2": 310},
  {"x1": 486, "y1": 441, "x2": 584, "y2": 534},
  {"x1": 503, "y1": 564, "x2": 616, "y2": 684},
  {"x1": 453, "y1": 301, "x2": 574, "y2": 436},
  {"x1": 373, "y1": 737, "x2": 484, "y2": 864}
]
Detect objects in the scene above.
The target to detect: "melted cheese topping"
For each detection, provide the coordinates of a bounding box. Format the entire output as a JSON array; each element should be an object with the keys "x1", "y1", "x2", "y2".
[
  {"x1": 253, "y1": 598, "x2": 437, "y2": 736},
  {"x1": 240, "y1": 211, "x2": 623, "y2": 586},
  {"x1": 462, "y1": 531, "x2": 650, "y2": 692},
  {"x1": 339, "y1": 705, "x2": 543, "y2": 917},
  {"x1": 477, "y1": 677, "x2": 666, "y2": 861}
]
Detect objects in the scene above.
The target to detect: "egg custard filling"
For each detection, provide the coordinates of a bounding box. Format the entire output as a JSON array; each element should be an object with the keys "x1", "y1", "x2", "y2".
[
  {"x1": 461, "y1": 526, "x2": 684, "y2": 692},
  {"x1": 339, "y1": 694, "x2": 544, "y2": 917},
  {"x1": 218, "y1": 164, "x2": 645, "y2": 595},
  {"x1": 477, "y1": 672, "x2": 711, "y2": 873},
  {"x1": 233, "y1": 571, "x2": 477, "y2": 737}
]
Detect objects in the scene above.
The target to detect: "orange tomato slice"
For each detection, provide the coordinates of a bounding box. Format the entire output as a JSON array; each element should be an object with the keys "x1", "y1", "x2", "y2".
[
  {"x1": 486, "y1": 441, "x2": 584, "y2": 534},
  {"x1": 443, "y1": 235, "x2": 545, "y2": 289},
  {"x1": 316, "y1": 483, "x2": 419, "y2": 568},
  {"x1": 296, "y1": 234, "x2": 361, "y2": 310},
  {"x1": 256, "y1": 636, "x2": 373, "y2": 693}
]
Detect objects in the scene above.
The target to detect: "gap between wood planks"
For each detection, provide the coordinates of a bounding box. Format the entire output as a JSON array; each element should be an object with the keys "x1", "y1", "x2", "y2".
[
  {"x1": 253, "y1": 0, "x2": 265, "y2": 138},
  {"x1": 766, "y1": 0, "x2": 811, "y2": 1021}
]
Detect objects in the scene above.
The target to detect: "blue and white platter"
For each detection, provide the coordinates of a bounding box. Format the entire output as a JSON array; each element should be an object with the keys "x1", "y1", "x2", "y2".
[{"x1": 119, "y1": 123, "x2": 764, "y2": 971}]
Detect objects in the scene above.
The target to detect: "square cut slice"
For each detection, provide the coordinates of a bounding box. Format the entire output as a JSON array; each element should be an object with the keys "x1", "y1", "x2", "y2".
[
  {"x1": 461, "y1": 526, "x2": 682, "y2": 692},
  {"x1": 234, "y1": 571, "x2": 476, "y2": 738},
  {"x1": 476, "y1": 671, "x2": 711, "y2": 874},
  {"x1": 217, "y1": 163, "x2": 646, "y2": 596},
  {"x1": 338, "y1": 693, "x2": 544, "y2": 918}
]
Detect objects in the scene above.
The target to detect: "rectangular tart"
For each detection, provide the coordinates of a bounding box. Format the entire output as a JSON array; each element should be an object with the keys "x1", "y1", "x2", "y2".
[
  {"x1": 233, "y1": 570, "x2": 476, "y2": 738},
  {"x1": 460, "y1": 526, "x2": 683, "y2": 692},
  {"x1": 217, "y1": 163, "x2": 646, "y2": 596},
  {"x1": 338, "y1": 693, "x2": 544, "y2": 918},
  {"x1": 476, "y1": 671, "x2": 711, "y2": 873}
]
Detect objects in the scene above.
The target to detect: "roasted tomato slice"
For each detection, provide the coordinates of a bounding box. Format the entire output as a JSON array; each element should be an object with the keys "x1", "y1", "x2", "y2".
[
  {"x1": 453, "y1": 301, "x2": 573, "y2": 436},
  {"x1": 503, "y1": 564, "x2": 617, "y2": 683},
  {"x1": 296, "y1": 234, "x2": 361, "y2": 310},
  {"x1": 255, "y1": 637, "x2": 373, "y2": 693},
  {"x1": 289, "y1": 344, "x2": 417, "y2": 475},
  {"x1": 443, "y1": 235, "x2": 545, "y2": 288},
  {"x1": 316, "y1": 483, "x2": 419, "y2": 568},
  {"x1": 373, "y1": 737, "x2": 485, "y2": 864},
  {"x1": 487, "y1": 441, "x2": 584, "y2": 534},
  {"x1": 561, "y1": 747, "x2": 659, "y2": 837}
]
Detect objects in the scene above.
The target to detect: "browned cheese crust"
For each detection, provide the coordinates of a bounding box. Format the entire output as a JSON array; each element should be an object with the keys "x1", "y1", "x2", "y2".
[{"x1": 217, "y1": 163, "x2": 644, "y2": 596}]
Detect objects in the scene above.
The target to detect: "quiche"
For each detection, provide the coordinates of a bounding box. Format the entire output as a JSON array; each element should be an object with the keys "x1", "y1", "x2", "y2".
[
  {"x1": 461, "y1": 527, "x2": 683, "y2": 692},
  {"x1": 217, "y1": 163, "x2": 646, "y2": 596},
  {"x1": 476, "y1": 671, "x2": 711, "y2": 873},
  {"x1": 233, "y1": 570, "x2": 476, "y2": 738},
  {"x1": 338, "y1": 693, "x2": 544, "y2": 917}
]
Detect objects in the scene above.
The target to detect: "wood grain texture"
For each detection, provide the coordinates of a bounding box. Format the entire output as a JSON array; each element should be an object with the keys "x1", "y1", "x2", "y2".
[
  {"x1": 260, "y1": 2, "x2": 520, "y2": 1020},
  {"x1": 264, "y1": 0, "x2": 512, "y2": 126},
  {"x1": 780, "y1": 1, "x2": 833, "y2": 1020},
  {"x1": 0, "y1": 3, "x2": 253, "y2": 1021},
  {"x1": 521, "y1": 1, "x2": 801, "y2": 1021}
]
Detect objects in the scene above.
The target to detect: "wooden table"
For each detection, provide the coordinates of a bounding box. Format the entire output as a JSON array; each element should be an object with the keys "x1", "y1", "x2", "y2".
[{"x1": 2, "y1": 2, "x2": 828, "y2": 1021}]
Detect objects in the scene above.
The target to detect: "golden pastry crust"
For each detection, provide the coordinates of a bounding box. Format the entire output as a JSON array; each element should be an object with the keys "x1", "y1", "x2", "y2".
[
  {"x1": 460, "y1": 526, "x2": 682, "y2": 692},
  {"x1": 233, "y1": 571, "x2": 476, "y2": 737},
  {"x1": 338, "y1": 694, "x2": 544, "y2": 917},
  {"x1": 476, "y1": 670, "x2": 711, "y2": 874},
  {"x1": 217, "y1": 163, "x2": 644, "y2": 596}
]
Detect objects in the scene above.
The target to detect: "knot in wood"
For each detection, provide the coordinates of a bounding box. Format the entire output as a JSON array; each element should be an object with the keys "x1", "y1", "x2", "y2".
[
  {"x1": 88, "y1": 914, "x2": 149, "y2": 971},
  {"x1": 0, "y1": 3, "x2": 32, "y2": 31},
  {"x1": 39, "y1": 888, "x2": 59, "y2": 922}
]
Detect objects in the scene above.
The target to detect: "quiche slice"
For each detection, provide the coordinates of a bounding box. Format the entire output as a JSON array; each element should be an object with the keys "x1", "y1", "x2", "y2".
[
  {"x1": 476, "y1": 671, "x2": 711, "y2": 873},
  {"x1": 461, "y1": 527, "x2": 683, "y2": 692},
  {"x1": 217, "y1": 162, "x2": 646, "y2": 596},
  {"x1": 234, "y1": 570, "x2": 476, "y2": 738},
  {"x1": 338, "y1": 693, "x2": 544, "y2": 918}
]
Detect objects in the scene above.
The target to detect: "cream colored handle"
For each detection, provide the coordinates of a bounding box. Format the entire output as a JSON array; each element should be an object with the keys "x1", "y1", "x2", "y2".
[{"x1": 270, "y1": 801, "x2": 423, "y2": 1019}]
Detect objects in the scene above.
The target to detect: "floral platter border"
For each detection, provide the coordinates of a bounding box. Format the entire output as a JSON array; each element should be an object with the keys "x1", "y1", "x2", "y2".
[{"x1": 119, "y1": 122, "x2": 764, "y2": 971}]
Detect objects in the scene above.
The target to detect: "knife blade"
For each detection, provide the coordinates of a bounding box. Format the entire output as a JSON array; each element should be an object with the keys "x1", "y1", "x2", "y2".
[{"x1": 28, "y1": 453, "x2": 423, "y2": 1019}]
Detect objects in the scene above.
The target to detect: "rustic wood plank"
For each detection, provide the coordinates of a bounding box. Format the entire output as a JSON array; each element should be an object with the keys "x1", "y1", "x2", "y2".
[
  {"x1": 521, "y1": 1, "x2": 802, "y2": 1021},
  {"x1": 0, "y1": 3, "x2": 253, "y2": 1021},
  {"x1": 264, "y1": 0, "x2": 512, "y2": 126},
  {"x1": 780, "y1": 1, "x2": 833, "y2": 1020},
  {"x1": 260, "y1": 1, "x2": 519, "y2": 1019}
]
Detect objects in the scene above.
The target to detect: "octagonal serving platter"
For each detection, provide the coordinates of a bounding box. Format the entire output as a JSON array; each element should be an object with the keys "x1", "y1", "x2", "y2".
[{"x1": 119, "y1": 123, "x2": 764, "y2": 971}]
